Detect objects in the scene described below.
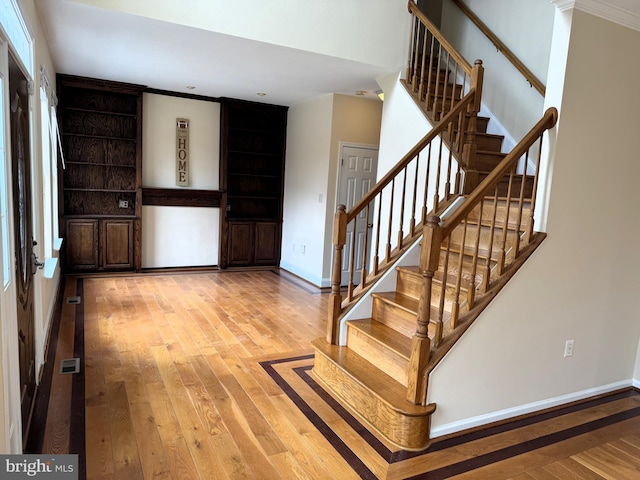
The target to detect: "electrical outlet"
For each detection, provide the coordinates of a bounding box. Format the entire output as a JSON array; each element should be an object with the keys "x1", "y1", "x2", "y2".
[
  {"x1": 564, "y1": 339, "x2": 574, "y2": 357},
  {"x1": 118, "y1": 199, "x2": 129, "y2": 209}
]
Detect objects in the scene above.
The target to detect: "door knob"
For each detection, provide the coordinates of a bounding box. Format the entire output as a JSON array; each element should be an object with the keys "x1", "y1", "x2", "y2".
[{"x1": 32, "y1": 252, "x2": 44, "y2": 273}]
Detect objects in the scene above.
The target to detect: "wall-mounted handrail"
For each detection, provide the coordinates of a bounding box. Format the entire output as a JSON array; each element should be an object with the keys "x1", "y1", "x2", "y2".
[{"x1": 450, "y1": 0, "x2": 546, "y2": 96}]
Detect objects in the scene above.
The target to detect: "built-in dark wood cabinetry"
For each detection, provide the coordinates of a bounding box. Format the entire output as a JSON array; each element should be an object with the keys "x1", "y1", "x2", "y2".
[
  {"x1": 219, "y1": 99, "x2": 287, "y2": 268},
  {"x1": 58, "y1": 75, "x2": 144, "y2": 272}
]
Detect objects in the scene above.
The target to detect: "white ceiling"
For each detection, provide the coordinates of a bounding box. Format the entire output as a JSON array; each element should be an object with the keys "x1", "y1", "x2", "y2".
[{"x1": 34, "y1": 0, "x2": 398, "y2": 106}]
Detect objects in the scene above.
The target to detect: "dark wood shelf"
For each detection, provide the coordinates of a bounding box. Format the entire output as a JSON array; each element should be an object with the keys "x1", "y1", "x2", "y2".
[
  {"x1": 62, "y1": 132, "x2": 136, "y2": 142},
  {"x1": 228, "y1": 172, "x2": 280, "y2": 179},
  {"x1": 228, "y1": 194, "x2": 280, "y2": 200},
  {"x1": 227, "y1": 149, "x2": 281, "y2": 157},
  {"x1": 62, "y1": 106, "x2": 137, "y2": 118},
  {"x1": 228, "y1": 126, "x2": 282, "y2": 135},
  {"x1": 66, "y1": 161, "x2": 136, "y2": 168},
  {"x1": 64, "y1": 188, "x2": 137, "y2": 193}
]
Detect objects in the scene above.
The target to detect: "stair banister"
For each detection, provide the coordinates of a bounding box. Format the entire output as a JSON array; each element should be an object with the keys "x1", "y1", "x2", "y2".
[
  {"x1": 461, "y1": 59, "x2": 484, "y2": 193},
  {"x1": 345, "y1": 93, "x2": 473, "y2": 222},
  {"x1": 326, "y1": 93, "x2": 477, "y2": 345},
  {"x1": 400, "y1": 108, "x2": 558, "y2": 406},
  {"x1": 440, "y1": 107, "x2": 558, "y2": 238},
  {"x1": 407, "y1": 0, "x2": 472, "y2": 81},
  {"x1": 407, "y1": 0, "x2": 484, "y2": 126}
]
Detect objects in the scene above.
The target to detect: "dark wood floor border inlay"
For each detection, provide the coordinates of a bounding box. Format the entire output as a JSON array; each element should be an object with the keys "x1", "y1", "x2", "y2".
[
  {"x1": 405, "y1": 406, "x2": 640, "y2": 480},
  {"x1": 69, "y1": 278, "x2": 86, "y2": 480},
  {"x1": 259, "y1": 355, "x2": 378, "y2": 480},
  {"x1": 25, "y1": 277, "x2": 67, "y2": 453},
  {"x1": 293, "y1": 366, "x2": 391, "y2": 459},
  {"x1": 262, "y1": 355, "x2": 640, "y2": 478}
]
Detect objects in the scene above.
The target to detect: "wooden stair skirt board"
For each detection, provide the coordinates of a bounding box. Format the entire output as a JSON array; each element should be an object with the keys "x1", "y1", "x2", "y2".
[{"x1": 311, "y1": 339, "x2": 436, "y2": 451}]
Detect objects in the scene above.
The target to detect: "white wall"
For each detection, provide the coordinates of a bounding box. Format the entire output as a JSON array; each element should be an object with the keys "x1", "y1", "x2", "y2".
[
  {"x1": 281, "y1": 95, "x2": 333, "y2": 286},
  {"x1": 324, "y1": 95, "x2": 383, "y2": 281},
  {"x1": 426, "y1": 9, "x2": 640, "y2": 436},
  {"x1": 142, "y1": 206, "x2": 218, "y2": 268},
  {"x1": 141, "y1": 93, "x2": 219, "y2": 268},
  {"x1": 376, "y1": 73, "x2": 432, "y2": 186},
  {"x1": 440, "y1": 0, "x2": 555, "y2": 145},
  {"x1": 281, "y1": 94, "x2": 382, "y2": 287},
  {"x1": 72, "y1": 0, "x2": 410, "y2": 71}
]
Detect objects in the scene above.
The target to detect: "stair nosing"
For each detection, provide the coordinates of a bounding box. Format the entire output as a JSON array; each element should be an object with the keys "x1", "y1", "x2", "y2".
[
  {"x1": 372, "y1": 291, "x2": 419, "y2": 314},
  {"x1": 347, "y1": 318, "x2": 411, "y2": 359}
]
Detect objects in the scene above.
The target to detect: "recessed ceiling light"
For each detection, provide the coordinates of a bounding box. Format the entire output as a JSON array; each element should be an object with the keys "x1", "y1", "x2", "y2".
[
  {"x1": 257, "y1": 92, "x2": 267, "y2": 96},
  {"x1": 356, "y1": 90, "x2": 367, "y2": 96},
  {"x1": 186, "y1": 86, "x2": 196, "y2": 90}
]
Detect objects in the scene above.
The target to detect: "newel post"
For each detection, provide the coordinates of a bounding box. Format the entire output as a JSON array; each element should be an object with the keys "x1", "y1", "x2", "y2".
[
  {"x1": 327, "y1": 205, "x2": 347, "y2": 344},
  {"x1": 462, "y1": 59, "x2": 484, "y2": 194},
  {"x1": 406, "y1": 215, "x2": 442, "y2": 404}
]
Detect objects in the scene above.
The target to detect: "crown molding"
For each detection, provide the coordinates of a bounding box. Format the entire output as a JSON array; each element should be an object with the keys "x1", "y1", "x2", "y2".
[{"x1": 551, "y1": 0, "x2": 640, "y2": 31}]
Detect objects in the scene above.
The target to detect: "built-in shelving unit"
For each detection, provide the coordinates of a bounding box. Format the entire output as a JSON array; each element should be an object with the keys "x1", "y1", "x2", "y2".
[
  {"x1": 219, "y1": 99, "x2": 288, "y2": 267},
  {"x1": 58, "y1": 74, "x2": 145, "y2": 271}
]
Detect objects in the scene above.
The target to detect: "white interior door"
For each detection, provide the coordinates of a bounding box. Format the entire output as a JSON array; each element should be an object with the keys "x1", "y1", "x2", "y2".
[{"x1": 337, "y1": 145, "x2": 378, "y2": 286}]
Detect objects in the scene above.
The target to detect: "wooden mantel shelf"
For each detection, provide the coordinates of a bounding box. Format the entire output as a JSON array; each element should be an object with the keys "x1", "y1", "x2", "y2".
[{"x1": 141, "y1": 187, "x2": 222, "y2": 208}]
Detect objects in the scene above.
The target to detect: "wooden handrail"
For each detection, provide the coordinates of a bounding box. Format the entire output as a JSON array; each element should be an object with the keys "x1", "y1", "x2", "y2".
[
  {"x1": 346, "y1": 92, "x2": 474, "y2": 224},
  {"x1": 405, "y1": 107, "x2": 558, "y2": 404},
  {"x1": 440, "y1": 107, "x2": 557, "y2": 236},
  {"x1": 407, "y1": 0, "x2": 473, "y2": 74},
  {"x1": 450, "y1": 0, "x2": 546, "y2": 96},
  {"x1": 326, "y1": 91, "x2": 480, "y2": 344}
]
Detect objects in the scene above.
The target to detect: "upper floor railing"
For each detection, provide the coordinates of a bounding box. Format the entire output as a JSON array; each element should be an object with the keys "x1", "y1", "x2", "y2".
[{"x1": 406, "y1": 0, "x2": 484, "y2": 125}]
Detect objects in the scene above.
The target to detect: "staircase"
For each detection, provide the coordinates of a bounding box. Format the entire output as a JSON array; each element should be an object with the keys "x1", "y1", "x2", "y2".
[
  {"x1": 311, "y1": 0, "x2": 557, "y2": 451},
  {"x1": 312, "y1": 184, "x2": 536, "y2": 451}
]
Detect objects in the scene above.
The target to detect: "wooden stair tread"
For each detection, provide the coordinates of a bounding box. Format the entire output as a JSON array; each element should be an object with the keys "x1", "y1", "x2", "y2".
[
  {"x1": 347, "y1": 319, "x2": 412, "y2": 359},
  {"x1": 397, "y1": 264, "x2": 473, "y2": 292},
  {"x1": 311, "y1": 339, "x2": 435, "y2": 416},
  {"x1": 372, "y1": 291, "x2": 419, "y2": 314}
]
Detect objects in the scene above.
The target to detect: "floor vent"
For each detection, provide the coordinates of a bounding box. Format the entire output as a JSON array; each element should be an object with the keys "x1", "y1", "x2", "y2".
[
  {"x1": 66, "y1": 296, "x2": 81, "y2": 304},
  {"x1": 59, "y1": 358, "x2": 80, "y2": 375}
]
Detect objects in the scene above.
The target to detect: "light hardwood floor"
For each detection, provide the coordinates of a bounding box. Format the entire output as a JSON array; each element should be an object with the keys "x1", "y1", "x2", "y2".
[{"x1": 27, "y1": 270, "x2": 640, "y2": 479}]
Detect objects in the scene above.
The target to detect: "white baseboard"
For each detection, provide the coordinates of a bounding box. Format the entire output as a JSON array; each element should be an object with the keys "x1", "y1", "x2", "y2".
[
  {"x1": 278, "y1": 261, "x2": 328, "y2": 288},
  {"x1": 430, "y1": 379, "x2": 634, "y2": 438}
]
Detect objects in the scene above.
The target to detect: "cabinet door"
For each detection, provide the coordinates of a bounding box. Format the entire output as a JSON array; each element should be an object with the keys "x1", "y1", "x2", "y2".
[
  {"x1": 254, "y1": 222, "x2": 280, "y2": 265},
  {"x1": 227, "y1": 221, "x2": 254, "y2": 266},
  {"x1": 102, "y1": 219, "x2": 133, "y2": 269},
  {"x1": 66, "y1": 219, "x2": 99, "y2": 269}
]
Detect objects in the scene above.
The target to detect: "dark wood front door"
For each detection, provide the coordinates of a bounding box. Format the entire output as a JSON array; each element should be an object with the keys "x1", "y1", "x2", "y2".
[{"x1": 9, "y1": 54, "x2": 36, "y2": 439}]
